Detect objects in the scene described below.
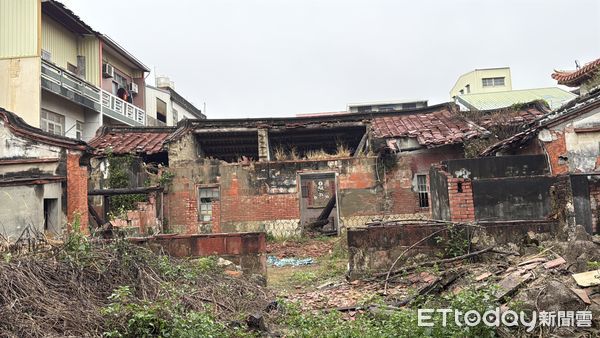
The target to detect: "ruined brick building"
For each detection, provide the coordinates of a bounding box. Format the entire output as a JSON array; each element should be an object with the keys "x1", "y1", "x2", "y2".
[
  {"x1": 89, "y1": 102, "x2": 552, "y2": 237},
  {"x1": 0, "y1": 108, "x2": 90, "y2": 241}
]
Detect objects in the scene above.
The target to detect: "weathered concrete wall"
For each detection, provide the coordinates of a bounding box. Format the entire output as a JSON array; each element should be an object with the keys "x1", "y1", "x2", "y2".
[
  {"x1": 472, "y1": 176, "x2": 557, "y2": 221},
  {"x1": 0, "y1": 117, "x2": 88, "y2": 239},
  {"x1": 0, "y1": 182, "x2": 63, "y2": 240},
  {"x1": 130, "y1": 232, "x2": 267, "y2": 277},
  {"x1": 445, "y1": 154, "x2": 549, "y2": 179},
  {"x1": 347, "y1": 220, "x2": 558, "y2": 279},
  {"x1": 431, "y1": 156, "x2": 556, "y2": 223}
]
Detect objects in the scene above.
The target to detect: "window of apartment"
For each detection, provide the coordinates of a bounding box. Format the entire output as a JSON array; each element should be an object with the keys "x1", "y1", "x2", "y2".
[
  {"x1": 112, "y1": 72, "x2": 128, "y2": 95},
  {"x1": 482, "y1": 77, "x2": 505, "y2": 87},
  {"x1": 459, "y1": 89, "x2": 464, "y2": 95},
  {"x1": 156, "y1": 98, "x2": 167, "y2": 123},
  {"x1": 357, "y1": 106, "x2": 371, "y2": 113},
  {"x1": 416, "y1": 174, "x2": 429, "y2": 208},
  {"x1": 198, "y1": 187, "x2": 220, "y2": 222},
  {"x1": 402, "y1": 103, "x2": 417, "y2": 110},
  {"x1": 40, "y1": 110, "x2": 65, "y2": 136},
  {"x1": 75, "y1": 121, "x2": 83, "y2": 140}
]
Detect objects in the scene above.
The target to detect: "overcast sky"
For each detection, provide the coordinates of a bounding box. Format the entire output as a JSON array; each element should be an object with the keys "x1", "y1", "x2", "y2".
[{"x1": 62, "y1": 0, "x2": 600, "y2": 119}]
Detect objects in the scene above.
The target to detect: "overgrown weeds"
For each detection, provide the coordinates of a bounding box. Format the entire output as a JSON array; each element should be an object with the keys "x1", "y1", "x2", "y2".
[
  {"x1": 0, "y1": 234, "x2": 270, "y2": 337},
  {"x1": 273, "y1": 286, "x2": 498, "y2": 337}
]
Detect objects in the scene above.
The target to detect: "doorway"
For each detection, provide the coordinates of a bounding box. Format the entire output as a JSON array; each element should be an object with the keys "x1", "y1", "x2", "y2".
[
  {"x1": 299, "y1": 173, "x2": 339, "y2": 235},
  {"x1": 43, "y1": 198, "x2": 59, "y2": 234}
]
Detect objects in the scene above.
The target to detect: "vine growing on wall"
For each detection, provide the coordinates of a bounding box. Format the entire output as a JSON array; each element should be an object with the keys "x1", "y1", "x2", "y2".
[{"x1": 107, "y1": 154, "x2": 147, "y2": 218}]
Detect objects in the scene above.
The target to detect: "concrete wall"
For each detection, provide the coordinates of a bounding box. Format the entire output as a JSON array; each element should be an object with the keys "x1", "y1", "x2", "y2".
[
  {"x1": 347, "y1": 220, "x2": 557, "y2": 279},
  {"x1": 472, "y1": 176, "x2": 557, "y2": 221},
  {"x1": 0, "y1": 182, "x2": 63, "y2": 240},
  {"x1": 430, "y1": 156, "x2": 556, "y2": 222},
  {"x1": 0, "y1": 117, "x2": 88, "y2": 239},
  {"x1": 0, "y1": 57, "x2": 41, "y2": 127}
]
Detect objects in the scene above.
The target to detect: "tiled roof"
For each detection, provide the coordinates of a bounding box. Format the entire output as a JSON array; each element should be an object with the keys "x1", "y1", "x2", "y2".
[
  {"x1": 552, "y1": 57, "x2": 600, "y2": 87},
  {"x1": 89, "y1": 126, "x2": 176, "y2": 155},
  {"x1": 476, "y1": 103, "x2": 549, "y2": 128},
  {"x1": 455, "y1": 87, "x2": 576, "y2": 111},
  {"x1": 370, "y1": 106, "x2": 486, "y2": 147},
  {"x1": 480, "y1": 88, "x2": 600, "y2": 156}
]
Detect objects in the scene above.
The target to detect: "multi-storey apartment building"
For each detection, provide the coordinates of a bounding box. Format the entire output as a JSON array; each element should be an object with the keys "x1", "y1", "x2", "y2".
[
  {"x1": 145, "y1": 76, "x2": 205, "y2": 126},
  {"x1": 0, "y1": 0, "x2": 149, "y2": 141}
]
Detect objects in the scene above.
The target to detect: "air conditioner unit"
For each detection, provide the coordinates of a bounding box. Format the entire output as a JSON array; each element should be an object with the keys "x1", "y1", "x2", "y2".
[
  {"x1": 128, "y1": 82, "x2": 139, "y2": 94},
  {"x1": 102, "y1": 63, "x2": 114, "y2": 78}
]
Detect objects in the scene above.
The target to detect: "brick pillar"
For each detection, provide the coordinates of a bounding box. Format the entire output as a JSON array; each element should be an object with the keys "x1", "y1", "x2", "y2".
[
  {"x1": 257, "y1": 128, "x2": 270, "y2": 162},
  {"x1": 448, "y1": 178, "x2": 475, "y2": 222},
  {"x1": 66, "y1": 151, "x2": 89, "y2": 233}
]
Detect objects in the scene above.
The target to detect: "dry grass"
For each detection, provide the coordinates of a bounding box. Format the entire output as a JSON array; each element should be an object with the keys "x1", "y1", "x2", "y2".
[{"x1": 0, "y1": 239, "x2": 271, "y2": 337}]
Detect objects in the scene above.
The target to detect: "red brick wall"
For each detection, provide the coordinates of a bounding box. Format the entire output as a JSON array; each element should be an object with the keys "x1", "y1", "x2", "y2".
[
  {"x1": 543, "y1": 131, "x2": 569, "y2": 175},
  {"x1": 386, "y1": 146, "x2": 464, "y2": 215},
  {"x1": 448, "y1": 178, "x2": 475, "y2": 222},
  {"x1": 66, "y1": 151, "x2": 89, "y2": 233}
]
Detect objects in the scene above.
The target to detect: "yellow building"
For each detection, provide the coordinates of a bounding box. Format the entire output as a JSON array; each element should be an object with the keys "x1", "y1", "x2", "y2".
[
  {"x1": 0, "y1": 0, "x2": 149, "y2": 140},
  {"x1": 450, "y1": 67, "x2": 513, "y2": 99}
]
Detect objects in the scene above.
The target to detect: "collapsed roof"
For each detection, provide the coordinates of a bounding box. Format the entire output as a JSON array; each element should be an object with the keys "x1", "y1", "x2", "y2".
[
  {"x1": 89, "y1": 126, "x2": 176, "y2": 156},
  {"x1": 480, "y1": 87, "x2": 600, "y2": 156}
]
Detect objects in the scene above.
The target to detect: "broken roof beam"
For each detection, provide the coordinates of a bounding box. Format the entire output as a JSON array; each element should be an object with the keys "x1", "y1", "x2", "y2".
[
  {"x1": 88, "y1": 186, "x2": 163, "y2": 196},
  {"x1": 193, "y1": 127, "x2": 258, "y2": 134}
]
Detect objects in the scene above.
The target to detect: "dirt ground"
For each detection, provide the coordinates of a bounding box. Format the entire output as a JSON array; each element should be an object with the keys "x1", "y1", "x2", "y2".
[{"x1": 266, "y1": 237, "x2": 432, "y2": 310}]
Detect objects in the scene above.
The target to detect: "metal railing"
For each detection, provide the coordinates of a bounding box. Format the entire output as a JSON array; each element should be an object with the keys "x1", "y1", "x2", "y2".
[{"x1": 41, "y1": 60, "x2": 146, "y2": 126}]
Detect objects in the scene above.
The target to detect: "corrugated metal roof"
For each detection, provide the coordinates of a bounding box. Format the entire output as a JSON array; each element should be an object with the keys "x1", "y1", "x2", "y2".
[
  {"x1": 89, "y1": 126, "x2": 176, "y2": 155},
  {"x1": 370, "y1": 106, "x2": 485, "y2": 148},
  {"x1": 456, "y1": 87, "x2": 576, "y2": 110}
]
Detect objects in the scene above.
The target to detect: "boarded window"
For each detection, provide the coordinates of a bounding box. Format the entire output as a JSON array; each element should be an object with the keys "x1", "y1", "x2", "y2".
[
  {"x1": 417, "y1": 174, "x2": 429, "y2": 208},
  {"x1": 198, "y1": 187, "x2": 219, "y2": 222}
]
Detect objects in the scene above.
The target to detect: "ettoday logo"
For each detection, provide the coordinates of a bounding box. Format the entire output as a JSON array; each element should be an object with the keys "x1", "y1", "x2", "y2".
[{"x1": 417, "y1": 308, "x2": 592, "y2": 332}]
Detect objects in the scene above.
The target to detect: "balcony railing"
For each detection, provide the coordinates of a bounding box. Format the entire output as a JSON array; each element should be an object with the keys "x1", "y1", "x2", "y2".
[
  {"x1": 101, "y1": 91, "x2": 145, "y2": 126},
  {"x1": 41, "y1": 60, "x2": 145, "y2": 126}
]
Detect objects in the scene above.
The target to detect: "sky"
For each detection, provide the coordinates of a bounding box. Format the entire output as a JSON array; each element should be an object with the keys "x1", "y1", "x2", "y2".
[{"x1": 61, "y1": 0, "x2": 600, "y2": 119}]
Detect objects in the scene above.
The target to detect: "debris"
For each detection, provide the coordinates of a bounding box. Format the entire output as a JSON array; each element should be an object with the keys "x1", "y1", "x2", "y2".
[
  {"x1": 543, "y1": 256, "x2": 566, "y2": 269},
  {"x1": 517, "y1": 257, "x2": 547, "y2": 266},
  {"x1": 475, "y1": 272, "x2": 493, "y2": 281},
  {"x1": 246, "y1": 313, "x2": 267, "y2": 331},
  {"x1": 494, "y1": 271, "x2": 533, "y2": 301},
  {"x1": 224, "y1": 270, "x2": 243, "y2": 278},
  {"x1": 519, "y1": 261, "x2": 542, "y2": 271},
  {"x1": 572, "y1": 270, "x2": 600, "y2": 287},
  {"x1": 267, "y1": 256, "x2": 315, "y2": 267},
  {"x1": 317, "y1": 281, "x2": 335, "y2": 290},
  {"x1": 571, "y1": 288, "x2": 592, "y2": 305},
  {"x1": 377, "y1": 246, "x2": 496, "y2": 281}
]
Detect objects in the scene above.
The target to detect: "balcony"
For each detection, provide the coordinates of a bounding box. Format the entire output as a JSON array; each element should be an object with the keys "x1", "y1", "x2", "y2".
[{"x1": 41, "y1": 60, "x2": 145, "y2": 126}]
